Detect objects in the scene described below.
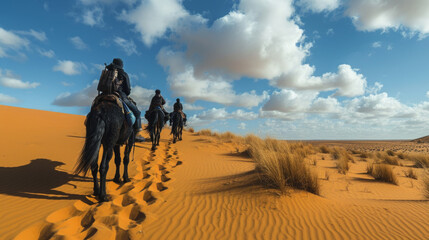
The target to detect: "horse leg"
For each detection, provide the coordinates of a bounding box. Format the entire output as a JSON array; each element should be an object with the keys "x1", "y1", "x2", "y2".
[
  {"x1": 156, "y1": 124, "x2": 161, "y2": 146},
  {"x1": 123, "y1": 133, "x2": 134, "y2": 183},
  {"x1": 91, "y1": 162, "x2": 99, "y2": 196},
  {"x1": 113, "y1": 145, "x2": 121, "y2": 184},
  {"x1": 99, "y1": 146, "x2": 113, "y2": 202}
]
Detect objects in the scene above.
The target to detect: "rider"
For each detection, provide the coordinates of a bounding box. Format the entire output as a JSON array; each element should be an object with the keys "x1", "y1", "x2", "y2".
[
  {"x1": 173, "y1": 98, "x2": 187, "y2": 126},
  {"x1": 107, "y1": 58, "x2": 142, "y2": 132},
  {"x1": 147, "y1": 89, "x2": 169, "y2": 122}
]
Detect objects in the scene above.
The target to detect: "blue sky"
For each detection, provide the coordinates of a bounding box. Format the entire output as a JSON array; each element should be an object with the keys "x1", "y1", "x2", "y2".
[{"x1": 1, "y1": 0, "x2": 429, "y2": 139}]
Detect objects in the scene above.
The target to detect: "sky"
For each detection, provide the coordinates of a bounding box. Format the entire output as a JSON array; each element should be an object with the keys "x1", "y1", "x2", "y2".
[{"x1": 1, "y1": 0, "x2": 429, "y2": 140}]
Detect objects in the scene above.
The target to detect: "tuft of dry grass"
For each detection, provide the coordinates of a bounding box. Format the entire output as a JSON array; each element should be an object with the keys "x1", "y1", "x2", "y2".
[
  {"x1": 197, "y1": 129, "x2": 214, "y2": 136},
  {"x1": 368, "y1": 163, "x2": 397, "y2": 185},
  {"x1": 404, "y1": 153, "x2": 429, "y2": 168},
  {"x1": 331, "y1": 147, "x2": 352, "y2": 174},
  {"x1": 246, "y1": 137, "x2": 319, "y2": 195},
  {"x1": 188, "y1": 127, "x2": 194, "y2": 133},
  {"x1": 319, "y1": 145, "x2": 330, "y2": 154},
  {"x1": 386, "y1": 150, "x2": 395, "y2": 156},
  {"x1": 403, "y1": 168, "x2": 418, "y2": 179},
  {"x1": 376, "y1": 152, "x2": 399, "y2": 165}
]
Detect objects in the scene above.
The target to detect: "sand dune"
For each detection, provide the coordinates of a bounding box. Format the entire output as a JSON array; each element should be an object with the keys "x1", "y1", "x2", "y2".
[{"x1": 1, "y1": 105, "x2": 429, "y2": 239}]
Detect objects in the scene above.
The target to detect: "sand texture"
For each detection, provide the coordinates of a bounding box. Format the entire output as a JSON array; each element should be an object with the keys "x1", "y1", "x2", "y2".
[{"x1": 1, "y1": 105, "x2": 429, "y2": 239}]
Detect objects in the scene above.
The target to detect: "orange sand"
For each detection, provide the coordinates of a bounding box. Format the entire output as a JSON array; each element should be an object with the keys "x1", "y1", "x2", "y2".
[{"x1": 1, "y1": 105, "x2": 429, "y2": 239}]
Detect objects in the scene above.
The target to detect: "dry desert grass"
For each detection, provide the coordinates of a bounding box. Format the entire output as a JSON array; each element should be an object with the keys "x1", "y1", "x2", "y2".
[{"x1": 367, "y1": 163, "x2": 397, "y2": 185}]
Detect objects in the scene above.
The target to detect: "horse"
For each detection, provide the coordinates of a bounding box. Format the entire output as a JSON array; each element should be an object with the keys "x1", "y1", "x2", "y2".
[
  {"x1": 170, "y1": 111, "x2": 183, "y2": 143},
  {"x1": 74, "y1": 100, "x2": 135, "y2": 202},
  {"x1": 146, "y1": 107, "x2": 165, "y2": 150}
]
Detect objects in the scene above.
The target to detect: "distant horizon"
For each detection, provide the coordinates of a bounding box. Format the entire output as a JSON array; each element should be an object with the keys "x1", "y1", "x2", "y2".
[{"x1": 1, "y1": 0, "x2": 429, "y2": 140}]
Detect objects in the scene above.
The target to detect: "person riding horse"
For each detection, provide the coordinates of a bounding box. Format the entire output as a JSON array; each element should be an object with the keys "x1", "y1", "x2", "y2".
[
  {"x1": 172, "y1": 98, "x2": 187, "y2": 126},
  {"x1": 146, "y1": 89, "x2": 169, "y2": 122},
  {"x1": 105, "y1": 58, "x2": 142, "y2": 133}
]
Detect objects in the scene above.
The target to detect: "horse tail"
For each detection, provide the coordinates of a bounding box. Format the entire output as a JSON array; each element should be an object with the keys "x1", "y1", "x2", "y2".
[{"x1": 74, "y1": 112, "x2": 105, "y2": 176}]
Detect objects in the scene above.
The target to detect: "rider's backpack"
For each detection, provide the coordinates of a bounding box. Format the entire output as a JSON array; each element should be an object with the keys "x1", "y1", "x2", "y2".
[{"x1": 97, "y1": 65, "x2": 121, "y2": 94}]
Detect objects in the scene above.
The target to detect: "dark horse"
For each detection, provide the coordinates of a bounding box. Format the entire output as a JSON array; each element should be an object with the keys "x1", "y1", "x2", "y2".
[
  {"x1": 74, "y1": 101, "x2": 135, "y2": 202},
  {"x1": 146, "y1": 107, "x2": 165, "y2": 150},
  {"x1": 170, "y1": 112, "x2": 183, "y2": 143}
]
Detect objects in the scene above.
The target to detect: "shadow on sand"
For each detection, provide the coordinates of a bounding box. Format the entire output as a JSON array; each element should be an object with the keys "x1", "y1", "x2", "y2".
[{"x1": 0, "y1": 158, "x2": 92, "y2": 203}]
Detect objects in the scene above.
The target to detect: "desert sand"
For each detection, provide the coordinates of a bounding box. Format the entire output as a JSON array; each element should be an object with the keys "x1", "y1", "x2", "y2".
[{"x1": 1, "y1": 105, "x2": 429, "y2": 239}]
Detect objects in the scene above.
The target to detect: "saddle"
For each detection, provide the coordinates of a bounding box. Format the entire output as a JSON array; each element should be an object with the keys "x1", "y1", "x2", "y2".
[{"x1": 91, "y1": 93, "x2": 124, "y2": 114}]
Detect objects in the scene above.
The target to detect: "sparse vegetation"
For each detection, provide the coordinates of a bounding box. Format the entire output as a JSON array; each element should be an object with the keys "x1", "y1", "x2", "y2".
[
  {"x1": 404, "y1": 153, "x2": 429, "y2": 168},
  {"x1": 368, "y1": 163, "x2": 397, "y2": 185},
  {"x1": 197, "y1": 129, "x2": 213, "y2": 136},
  {"x1": 188, "y1": 127, "x2": 194, "y2": 133},
  {"x1": 330, "y1": 147, "x2": 352, "y2": 174},
  {"x1": 376, "y1": 152, "x2": 399, "y2": 165},
  {"x1": 386, "y1": 150, "x2": 395, "y2": 156},
  {"x1": 246, "y1": 136, "x2": 319, "y2": 195}
]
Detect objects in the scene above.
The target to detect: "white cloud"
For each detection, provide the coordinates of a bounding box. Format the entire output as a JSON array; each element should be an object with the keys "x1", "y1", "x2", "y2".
[
  {"x1": 326, "y1": 28, "x2": 334, "y2": 35},
  {"x1": 52, "y1": 80, "x2": 98, "y2": 106},
  {"x1": 79, "y1": 0, "x2": 135, "y2": 5},
  {"x1": 372, "y1": 41, "x2": 381, "y2": 48},
  {"x1": 157, "y1": 48, "x2": 268, "y2": 108},
  {"x1": 0, "y1": 93, "x2": 18, "y2": 103},
  {"x1": 347, "y1": 0, "x2": 429, "y2": 37},
  {"x1": 16, "y1": 29, "x2": 47, "y2": 42},
  {"x1": 0, "y1": 69, "x2": 40, "y2": 89},
  {"x1": 114, "y1": 37, "x2": 138, "y2": 55},
  {"x1": 129, "y1": 85, "x2": 154, "y2": 109},
  {"x1": 120, "y1": 0, "x2": 204, "y2": 46},
  {"x1": 182, "y1": 103, "x2": 204, "y2": 111},
  {"x1": 426, "y1": 91, "x2": 429, "y2": 98},
  {"x1": 238, "y1": 122, "x2": 246, "y2": 130},
  {"x1": 194, "y1": 108, "x2": 257, "y2": 121},
  {"x1": 296, "y1": 0, "x2": 340, "y2": 13},
  {"x1": 37, "y1": 49, "x2": 55, "y2": 58},
  {"x1": 53, "y1": 60, "x2": 86, "y2": 75},
  {"x1": 70, "y1": 36, "x2": 88, "y2": 50},
  {"x1": 345, "y1": 92, "x2": 405, "y2": 119},
  {"x1": 275, "y1": 64, "x2": 367, "y2": 97},
  {"x1": 263, "y1": 89, "x2": 318, "y2": 113},
  {"x1": 82, "y1": 7, "x2": 104, "y2": 27},
  {"x1": 0, "y1": 27, "x2": 29, "y2": 57}
]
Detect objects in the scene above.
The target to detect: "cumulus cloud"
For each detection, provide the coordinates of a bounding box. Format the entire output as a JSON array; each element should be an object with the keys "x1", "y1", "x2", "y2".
[
  {"x1": 372, "y1": 41, "x2": 381, "y2": 48},
  {"x1": 157, "y1": 48, "x2": 268, "y2": 108},
  {"x1": 0, "y1": 93, "x2": 18, "y2": 103},
  {"x1": 238, "y1": 122, "x2": 246, "y2": 130},
  {"x1": 296, "y1": 0, "x2": 340, "y2": 13},
  {"x1": 129, "y1": 85, "x2": 154, "y2": 108},
  {"x1": 79, "y1": 0, "x2": 135, "y2": 5},
  {"x1": 346, "y1": 0, "x2": 429, "y2": 37},
  {"x1": 275, "y1": 64, "x2": 367, "y2": 97},
  {"x1": 0, "y1": 69, "x2": 40, "y2": 89},
  {"x1": 53, "y1": 60, "x2": 86, "y2": 75},
  {"x1": 194, "y1": 108, "x2": 257, "y2": 121},
  {"x1": 70, "y1": 36, "x2": 88, "y2": 50},
  {"x1": 114, "y1": 37, "x2": 138, "y2": 55},
  {"x1": 345, "y1": 92, "x2": 406, "y2": 119},
  {"x1": 52, "y1": 80, "x2": 97, "y2": 106},
  {"x1": 263, "y1": 89, "x2": 318, "y2": 113},
  {"x1": 183, "y1": 103, "x2": 204, "y2": 111},
  {"x1": 120, "y1": 0, "x2": 204, "y2": 46}
]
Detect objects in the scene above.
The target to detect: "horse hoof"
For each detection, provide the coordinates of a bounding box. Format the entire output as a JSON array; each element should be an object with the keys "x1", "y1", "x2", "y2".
[
  {"x1": 93, "y1": 189, "x2": 99, "y2": 196},
  {"x1": 113, "y1": 178, "x2": 121, "y2": 184},
  {"x1": 173, "y1": 139, "x2": 176, "y2": 143},
  {"x1": 123, "y1": 177, "x2": 131, "y2": 183}
]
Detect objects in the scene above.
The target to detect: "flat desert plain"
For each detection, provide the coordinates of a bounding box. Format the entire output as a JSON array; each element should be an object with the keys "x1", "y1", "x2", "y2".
[{"x1": 1, "y1": 105, "x2": 429, "y2": 239}]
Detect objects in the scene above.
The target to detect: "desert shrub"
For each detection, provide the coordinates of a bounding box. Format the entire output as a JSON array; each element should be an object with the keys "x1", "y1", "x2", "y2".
[
  {"x1": 197, "y1": 129, "x2": 213, "y2": 136},
  {"x1": 359, "y1": 152, "x2": 370, "y2": 158},
  {"x1": 188, "y1": 127, "x2": 195, "y2": 133},
  {"x1": 319, "y1": 145, "x2": 330, "y2": 154},
  {"x1": 366, "y1": 161, "x2": 374, "y2": 174},
  {"x1": 337, "y1": 156, "x2": 349, "y2": 174},
  {"x1": 376, "y1": 152, "x2": 399, "y2": 165},
  {"x1": 247, "y1": 138, "x2": 319, "y2": 194},
  {"x1": 350, "y1": 149, "x2": 361, "y2": 154},
  {"x1": 386, "y1": 150, "x2": 395, "y2": 156},
  {"x1": 330, "y1": 147, "x2": 352, "y2": 174},
  {"x1": 368, "y1": 164, "x2": 397, "y2": 185},
  {"x1": 404, "y1": 153, "x2": 429, "y2": 168},
  {"x1": 397, "y1": 152, "x2": 405, "y2": 159},
  {"x1": 216, "y1": 131, "x2": 239, "y2": 143},
  {"x1": 403, "y1": 168, "x2": 418, "y2": 179}
]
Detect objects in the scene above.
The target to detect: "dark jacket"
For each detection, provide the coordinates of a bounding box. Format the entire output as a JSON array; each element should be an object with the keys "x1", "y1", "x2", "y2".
[
  {"x1": 107, "y1": 63, "x2": 131, "y2": 96},
  {"x1": 149, "y1": 94, "x2": 166, "y2": 111},
  {"x1": 173, "y1": 102, "x2": 183, "y2": 112}
]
